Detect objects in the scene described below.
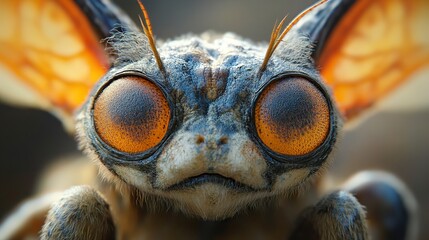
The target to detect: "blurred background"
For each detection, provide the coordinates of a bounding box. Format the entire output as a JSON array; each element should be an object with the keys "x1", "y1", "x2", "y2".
[{"x1": 0, "y1": 0, "x2": 427, "y2": 239}]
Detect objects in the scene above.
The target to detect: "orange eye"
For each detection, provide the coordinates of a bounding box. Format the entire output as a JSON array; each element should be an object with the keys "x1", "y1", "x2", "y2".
[
  {"x1": 254, "y1": 77, "x2": 330, "y2": 156},
  {"x1": 93, "y1": 76, "x2": 171, "y2": 154}
]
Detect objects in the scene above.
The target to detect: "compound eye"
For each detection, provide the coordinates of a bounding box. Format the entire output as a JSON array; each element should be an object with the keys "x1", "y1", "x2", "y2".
[
  {"x1": 93, "y1": 76, "x2": 171, "y2": 154},
  {"x1": 254, "y1": 77, "x2": 330, "y2": 156}
]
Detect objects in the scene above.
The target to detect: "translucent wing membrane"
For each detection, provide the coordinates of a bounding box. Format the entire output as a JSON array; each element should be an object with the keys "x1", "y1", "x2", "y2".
[
  {"x1": 0, "y1": 0, "x2": 109, "y2": 128},
  {"x1": 319, "y1": 0, "x2": 429, "y2": 119}
]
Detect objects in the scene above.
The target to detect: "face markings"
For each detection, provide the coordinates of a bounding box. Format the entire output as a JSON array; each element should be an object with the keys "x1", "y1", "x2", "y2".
[
  {"x1": 254, "y1": 77, "x2": 330, "y2": 156},
  {"x1": 221, "y1": 133, "x2": 268, "y2": 188},
  {"x1": 203, "y1": 67, "x2": 229, "y2": 101},
  {"x1": 154, "y1": 131, "x2": 268, "y2": 191},
  {"x1": 155, "y1": 132, "x2": 208, "y2": 189},
  {"x1": 81, "y1": 33, "x2": 332, "y2": 219},
  {"x1": 93, "y1": 76, "x2": 171, "y2": 154}
]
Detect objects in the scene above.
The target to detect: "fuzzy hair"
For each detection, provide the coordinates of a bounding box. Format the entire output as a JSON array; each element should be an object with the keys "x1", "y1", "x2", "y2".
[
  {"x1": 76, "y1": 109, "x2": 317, "y2": 220},
  {"x1": 271, "y1": 30, "x2": 315, "y2": 70},
  {"x1": 105, "y1": 29, "x2": 153, "y2": 67}
]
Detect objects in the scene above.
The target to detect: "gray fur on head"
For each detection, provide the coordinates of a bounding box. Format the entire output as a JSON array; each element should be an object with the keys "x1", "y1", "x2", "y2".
[{"x1": 105, "y1": 29, "x2": 153, "y2": 67}]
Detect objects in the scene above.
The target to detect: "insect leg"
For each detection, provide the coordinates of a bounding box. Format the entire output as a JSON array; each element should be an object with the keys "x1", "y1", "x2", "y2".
[
  {"x1": 343, "y1": 171, "x2": 418, "y2": 240},
  {"x1": 290, "y1": 190, "x2": 368, "y2": 240},
  {"x1": 40, "y1": 185, "x2": 115, "y2": 240}
]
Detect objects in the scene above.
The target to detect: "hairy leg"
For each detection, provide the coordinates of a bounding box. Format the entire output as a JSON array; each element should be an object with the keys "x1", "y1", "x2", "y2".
[
  {"x1": 41, "y1": 185, "x2": 115, "y2": 240},
  {"x1": 290, "y1": 191, "x2": 368, "y2": 240},
  {"x1": 343, "y1": 171, "x2": 418, "y2": 240}
]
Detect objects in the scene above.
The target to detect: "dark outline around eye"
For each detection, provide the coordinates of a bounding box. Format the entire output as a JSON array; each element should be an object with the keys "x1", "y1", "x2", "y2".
[
  {"x1": 88, "y1": 70, "x2": 175, "y2": 162},
  {"x1": 250, "y1": 72, "x2": 337, "y2": 164}
]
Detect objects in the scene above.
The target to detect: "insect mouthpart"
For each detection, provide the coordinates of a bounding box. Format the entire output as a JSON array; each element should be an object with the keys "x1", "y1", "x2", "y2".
[{"x1": 165, "y1": 173, "x2": 257, "y2": 192}]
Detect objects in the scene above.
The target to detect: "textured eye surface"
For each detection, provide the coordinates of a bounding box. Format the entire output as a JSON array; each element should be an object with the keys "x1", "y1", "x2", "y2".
[
  {"x1": 93, "y1": 76, "x2": 171, "y2": 154},
  {"x1": 254, "y1": 77, "x2": 330, "y2": 156}
]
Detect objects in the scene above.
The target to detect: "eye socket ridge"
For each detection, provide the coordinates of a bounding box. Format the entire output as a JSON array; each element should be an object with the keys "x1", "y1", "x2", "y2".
[
  {"x1": 251, "y1": 73, "x2": 336, "y2": 163},
  {"x1": 89, "y1": 71, "x2": 174, "y2": 160}
]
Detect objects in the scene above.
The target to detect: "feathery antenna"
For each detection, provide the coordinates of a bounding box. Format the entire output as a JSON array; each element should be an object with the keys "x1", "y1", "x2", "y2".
[
  {"x1": 137, "y1": 0, "x2": 167, "y2": 78},
  {"x1": 258, "y1": 0, "x2": 327, "y2": 77}
]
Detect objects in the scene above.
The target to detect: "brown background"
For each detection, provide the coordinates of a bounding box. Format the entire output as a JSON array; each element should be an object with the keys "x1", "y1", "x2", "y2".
[{"x1": 0, "y1": 0, "x2": 427, "y2": 239}]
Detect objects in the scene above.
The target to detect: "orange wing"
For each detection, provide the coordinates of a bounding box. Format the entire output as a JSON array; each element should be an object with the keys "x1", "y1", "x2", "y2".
[
  {"x1": 0, "y1": 0, "x2": 109, "y2": 129},
  {"x1": 319, "y1": 0, "x2": 429, "y2": 119}
]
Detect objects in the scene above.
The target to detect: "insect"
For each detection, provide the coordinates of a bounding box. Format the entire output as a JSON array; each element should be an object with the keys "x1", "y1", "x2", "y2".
[{"x1": 0, "y1": 0, "x2": 427, "y2": 239}]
